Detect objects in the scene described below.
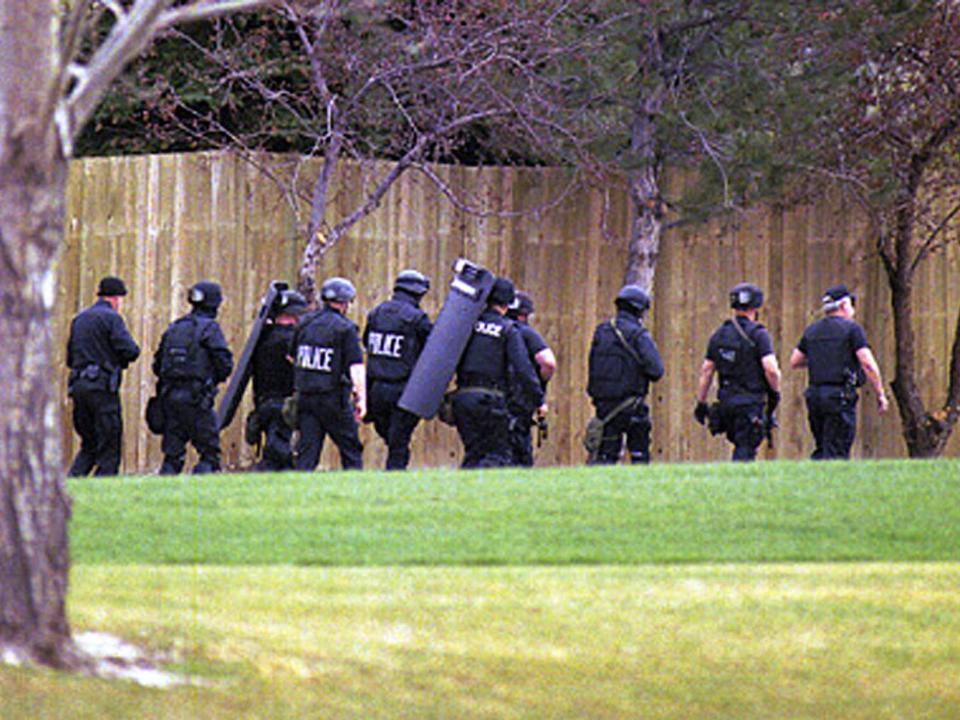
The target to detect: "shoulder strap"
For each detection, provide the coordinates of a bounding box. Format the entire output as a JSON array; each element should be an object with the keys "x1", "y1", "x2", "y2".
[
  {"x1": 611, "y1": 317, "x2": 644, "y2": 368},
  {"x1": 730, "y1": 317, "x2": 756, "y2": 348},
  {"x1": 600, "y1": 395, "x2": 639, "y2": 424}
]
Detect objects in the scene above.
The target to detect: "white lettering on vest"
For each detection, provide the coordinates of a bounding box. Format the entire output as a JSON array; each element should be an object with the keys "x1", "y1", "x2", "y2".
[
  {"x1": 368, "y1": 331, "x2": 404, "y2": 358},
  {"x1": 296, "y1": 344, "x2": 334, "y2": 372},
  {"x1": 474, "y1": 321, "x2": 503, "y2": 338}
]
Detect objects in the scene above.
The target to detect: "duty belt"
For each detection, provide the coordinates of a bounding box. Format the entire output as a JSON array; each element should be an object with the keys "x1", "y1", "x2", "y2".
[{"x1": 456, "y1": 386, "x2": 506, "y2": 398}]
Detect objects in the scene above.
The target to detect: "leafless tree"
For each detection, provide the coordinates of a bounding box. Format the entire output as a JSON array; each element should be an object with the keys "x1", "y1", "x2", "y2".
[
  {"x1": 145, "y1": 0, "x2": 635, "y2": 302},
  {"x1": 0, "y1": 0, "x2": 274, "y2": 671}
]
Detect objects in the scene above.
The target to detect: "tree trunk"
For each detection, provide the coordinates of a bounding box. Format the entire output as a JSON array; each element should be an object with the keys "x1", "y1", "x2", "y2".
[
  {"x1": 888, "y1": 275, "x2": 960, "y2": 457},
  {"x1": 0, "y1": 152, "x2": 78, "y2": 668},
  {"x1": 626, "y1": 162, "x2": 664, "y2": 292},
  {"x1": 0, "y1": 0, "x2": 80, "y2": 669},
  {"x1": 885, "y1": 196, "x2": 960, "y2": 457},
  {"x1": 298, "y1": 133, "x2": 343, "y2": 305}
]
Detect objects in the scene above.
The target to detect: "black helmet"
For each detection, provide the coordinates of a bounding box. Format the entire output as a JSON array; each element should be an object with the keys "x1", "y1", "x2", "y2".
[
  {"x1": 394, "y1": 269, "x2": 430, "y2": 297},
  {"x1": 320, "y1": 276, "x2": 357, "y2": 304},
  {"x1": 615, "y1": 284, "x2": 650, "y2": 316},
  {"x1": 275, "y1": 289, "x2": 308, "y2": 316},
  {"x1": 188, "y1": 281, "x2": 223, "y2": 309},
  {"x1": 488, "y1": 276, "x2": 516, "y2": 306},
  {"x1": 507, "y1": 291, "x2": 534, "y2": 319},
  {"x1": 730, "y1": 282, "x2": 764, "y2": 310}
]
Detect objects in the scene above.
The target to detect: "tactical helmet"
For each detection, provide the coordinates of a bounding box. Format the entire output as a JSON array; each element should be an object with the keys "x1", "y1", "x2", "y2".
[
  {"x1": 320, "y1": 276, "x2": 357, "y2": 304},
  {"x1": 615, "y1": 284, "x2": 650, "y2": 316},
  {"x1": 276, "y1": 289, "x2": 308, "y2": 315},
  {"x1": 188, "y1": 281, "x2": 223, "y2": 309},
  {"x1": 507, "y1": 291, "x2": 535, "y2": 319},
  {"x1": 729, "y1": 282, "x2": 764, "y2": 310},
  {"x1": 394, "y1": 269, "x2": 430, "y2": 297},
  {"x1": 488, "y1": 276, "x2": 516, "y2": 306}
]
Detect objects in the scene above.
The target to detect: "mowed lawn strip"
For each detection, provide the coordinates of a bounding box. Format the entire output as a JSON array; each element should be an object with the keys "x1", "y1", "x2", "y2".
[
  {"x1": 2, "y1": 564, "x2": 955, "y2": 720},
  {"x1": 69, "y1": 459, "x2": 960, "y2": 565}
]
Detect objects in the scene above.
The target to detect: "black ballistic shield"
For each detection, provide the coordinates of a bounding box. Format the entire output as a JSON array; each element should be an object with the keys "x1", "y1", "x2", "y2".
[
  {"x1": 398, "y1": 259, "x2": 495, "y2": 418},
  {"x1": 216, "y1": 281, "x2": 288, "y2": 430}
]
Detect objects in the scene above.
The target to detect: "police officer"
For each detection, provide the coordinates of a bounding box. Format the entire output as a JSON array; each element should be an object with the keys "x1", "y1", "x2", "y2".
[
  {"x1": 152, "y1": 281, "x2": 234, "y2": 474},
  {"x1": 290, "y1": 277, "x2": 366, "y2": 471},
  {"x1": 790, "y1": 283, "x2": 889, "y2": 459},
  {"x1": 586, "y1": 284, "x2": 664, "y2": 464},
  {"x1": 452, "y1": 277, "x2": 544, "y2": 468},
  {"x1": 694, "y1": 283, "x2": 782, "y2": 461},
  {"x1": 66, "y1": 276, "x2": 141, "y2": 476},
  {"x1": 505, "y1": 291, "x2": 556, "y2": 466},
  {"x1": 363, "y1": 269, "x2": 433, "y2": 470},
  {"x1": 249, "y1": 289, "x2": 308, "y2": 471}
]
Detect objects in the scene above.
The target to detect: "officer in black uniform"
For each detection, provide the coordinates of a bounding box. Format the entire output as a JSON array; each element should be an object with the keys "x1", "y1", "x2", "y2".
[
  {"x1": 694, "y1": 283, "x2": 782, "y2": 461},
  {"x1": 290, "y1": 277, "x2": 366, "y2": 471},
  {"x1": 790, "y1": 283, "x2": 888, "y2": 459},
  {"x1": 66, "y1": 276, "x2": 141, "y2": 476},
  {"x1": 586, "y1": 284, "x2": 664, "y2": 464},
  {"x1": 452, "y1": 277, "x2": 544, "y2": 468},
  {"x1": 363, "y1": 269, "x2": 433, "y2": 470},
  {"x1": 152, "y1": 281, "x2": 234, "y2": 474},
  {"x1": 505, "y1": 291, "x2": 556, "y2": 466},
  {"x1": 249, "y1": 289, "x2": 308, "y2": 471}
]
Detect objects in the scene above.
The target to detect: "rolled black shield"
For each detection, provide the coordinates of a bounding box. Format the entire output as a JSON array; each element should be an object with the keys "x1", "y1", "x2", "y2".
[
  {"x1": 216, "y1": 280, "x2": 288, "y2": 430},
  {"x1": 398, "y1": 259, "x2": 495, "y2": 418}
]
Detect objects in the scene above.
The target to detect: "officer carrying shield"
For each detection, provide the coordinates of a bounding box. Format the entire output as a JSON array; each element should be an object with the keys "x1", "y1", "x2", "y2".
[
  {"x1": 694, "y1": 283, "x2": 782, "y2": 461},
  {"x1": 586, "y1": 284, "x2": 664, "y2": 464},
  {"x1": 152, "y1": 281, "x2": 234, "y2": 474},
  {"x1": 505, "y1": 291, "x2": 556, "y2": 466},
  {"x1": 363, "y1": 270, "x2": 433, "y2": 470},
  {"x1": 290, "y1": 277, "x2": 366, "y2": 471},
  {"x1": 66, "y1": 275, "x2": 141, "y2": 476},
  {"x1": 249, "y1": 289, "x2": 308, "y2": 470},
  {"x1": 452, "y1": 277, "x2": 543, "y2": 468},
  {"x1": 790, "y1": 283, "x2": 888, "y2": 459}
]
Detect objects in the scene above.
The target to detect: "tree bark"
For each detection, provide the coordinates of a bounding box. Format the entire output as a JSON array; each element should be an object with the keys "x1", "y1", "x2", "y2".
[{"x1": 0, "y1": 150, "x2": 77, "y2": 668}]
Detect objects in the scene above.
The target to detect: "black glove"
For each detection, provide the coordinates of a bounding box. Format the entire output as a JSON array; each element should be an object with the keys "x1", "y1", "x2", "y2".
[
  {"x1": 766, "y1": 390, "x2": 781, "y2": 414},
  {"x1": 694, "y1": 401, "x2": 709, "y2": 426}
]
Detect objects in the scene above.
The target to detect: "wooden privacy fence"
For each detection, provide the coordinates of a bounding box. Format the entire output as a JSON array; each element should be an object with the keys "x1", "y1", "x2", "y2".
[{"x1": 54, "y1": 152, "x2": 960, "y2": 474}]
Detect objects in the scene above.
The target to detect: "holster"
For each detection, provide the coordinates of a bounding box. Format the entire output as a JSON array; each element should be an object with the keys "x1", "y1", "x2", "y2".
[{"x1": 707, "y1": 402, "x2": 726, "y2": 436}]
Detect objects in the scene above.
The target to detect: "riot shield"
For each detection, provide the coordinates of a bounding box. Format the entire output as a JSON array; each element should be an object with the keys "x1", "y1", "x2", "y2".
[
  {"x1": 398, "y1": 259, "x2": 495, "y2": 418},
  {"x1": 216, "y1": 281, "x2": 288, "y2": 430}
]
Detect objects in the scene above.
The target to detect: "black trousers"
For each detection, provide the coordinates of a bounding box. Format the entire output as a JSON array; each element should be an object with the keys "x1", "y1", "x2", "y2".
[
  {"x1": 254, "y1": 398, "x2": 294, "y2": 471},
  {"x1": 295, "y1": 390, "x2": 363, "y2": 471},
  {"x1": 367, "y1": 380, "x2": 420, "y2": 470},
  {"x1": 590, "y1": 398, "x2": 651, "y2": 465},
  {"x1": 68, "y1": 388, "x2": 123, "y2": 477},
  {"x1": 716, "y1": 396, "x2": 766, "y2": 462},
  {"x1": 452, "y1": 390, "x2": 512, "y2": 468},
  {"x1": 507, "y1": 407, "x2": 535, "y2": 467},
  {"x1": 805, "y1": 385, "x2": 858, "y2": 460},
  {"x1": 159, "y1": 386, "x2": 221, "y2": 474}
]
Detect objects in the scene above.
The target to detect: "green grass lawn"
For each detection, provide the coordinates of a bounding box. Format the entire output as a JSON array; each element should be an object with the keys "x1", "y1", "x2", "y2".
[
  {"x1": 70, "y1": 459, "x2": 960, "y2": 565},
  {"x1": 3, "y1": 459, "x2": 959, "y2": 719}
]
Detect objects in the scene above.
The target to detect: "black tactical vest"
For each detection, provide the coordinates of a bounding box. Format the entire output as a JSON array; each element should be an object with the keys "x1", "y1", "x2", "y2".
[
  {"x1": 158, "y1": 316, "x2": 212, "y2": 382},
  {"x1": 713, "y1": 319, "x2": 767, "y2": 395},
  {"x1": 457, "y1": 311, "x2": 511, "y2": 389},
  {"x1": 252, "y1": 323, "x2": 296, "y2": 400},
  {"x1": 803, "y1": 317, "x2": 864, "y2": 387},
  {"x1": 587, "y1": 318, "x2": 648, "y2": 400},
  {"x1": 293, "y1": 310, "x2": 347, "y2": 393},
  {"x1": 365, "y1": 298, "x2": 424, "y2": 382}
]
